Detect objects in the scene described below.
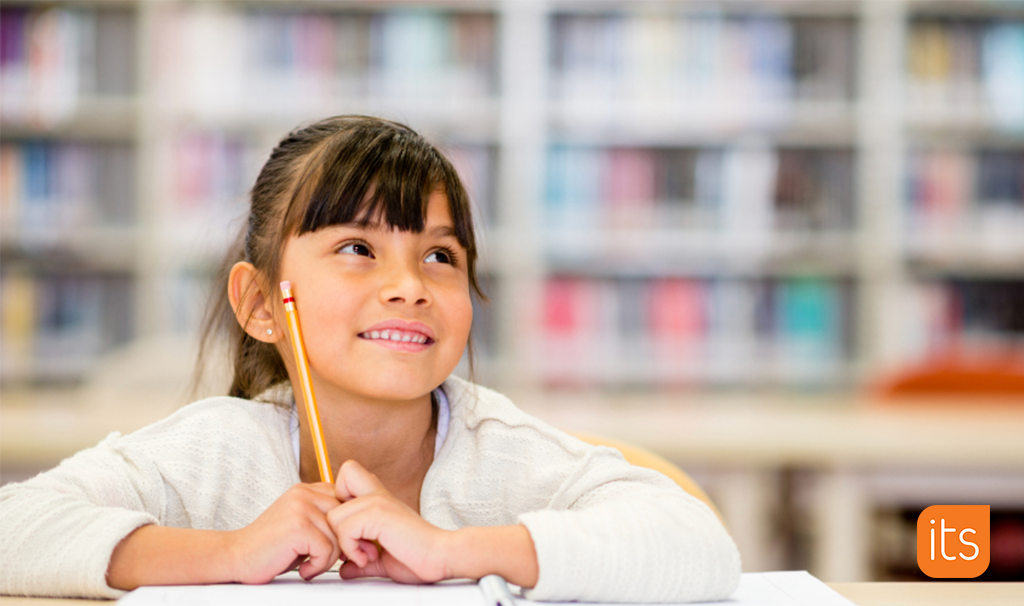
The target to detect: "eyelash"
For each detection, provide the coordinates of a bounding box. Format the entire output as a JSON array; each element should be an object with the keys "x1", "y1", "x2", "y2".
[
  {"x1": 338, "y1": 240, "x2": 374, "y2": 258},
  {"x1": 337, "y1": 241, "x2": 459, "y2": 266},
  {"x1": 428, "y1": 246, "x2": 459, "y2": 267}
]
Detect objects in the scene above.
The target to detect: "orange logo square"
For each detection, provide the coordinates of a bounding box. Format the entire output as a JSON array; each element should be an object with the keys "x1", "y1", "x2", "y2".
[{"x1": 917, "y1": 505, "x2": 990, "y2": 578}]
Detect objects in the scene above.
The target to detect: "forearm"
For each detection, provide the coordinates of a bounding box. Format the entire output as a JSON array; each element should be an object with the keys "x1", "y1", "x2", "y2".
[
  {"x1": 447, "y1": 524, "x2": 538, "y2": 588},
  {"x1": 107, "y1": 525, "x2": 237, "y2": 590}
]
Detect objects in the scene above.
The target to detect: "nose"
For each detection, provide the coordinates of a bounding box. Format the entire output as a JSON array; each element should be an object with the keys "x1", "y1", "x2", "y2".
[{"x1": 379, "y1": 257, "x2": 430, "y2": 307}]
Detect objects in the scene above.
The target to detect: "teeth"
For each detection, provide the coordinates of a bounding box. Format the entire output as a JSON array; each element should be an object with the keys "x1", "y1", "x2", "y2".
[{"x1": 360, "y1": 330, "x2": 430, "y2": 343}]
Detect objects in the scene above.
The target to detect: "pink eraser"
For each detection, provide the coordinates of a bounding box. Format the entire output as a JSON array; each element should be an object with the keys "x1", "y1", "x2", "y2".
[{"x1": 280, "y1": 281, "x2": 291, "y2": 290}]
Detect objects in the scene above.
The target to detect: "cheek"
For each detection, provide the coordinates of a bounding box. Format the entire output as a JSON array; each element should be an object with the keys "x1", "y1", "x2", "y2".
[
  {"x1": 305, "y1": 284, "x2": 364, "y2": 330},
  {"x1": 446, "y1": 295, "x2": 474, "y2": 341}
]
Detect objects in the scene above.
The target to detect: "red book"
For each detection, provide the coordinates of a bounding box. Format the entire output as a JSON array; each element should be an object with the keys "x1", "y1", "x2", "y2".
[{"x1": 648, "y1": 278, "x2": 707, "y2": 382}]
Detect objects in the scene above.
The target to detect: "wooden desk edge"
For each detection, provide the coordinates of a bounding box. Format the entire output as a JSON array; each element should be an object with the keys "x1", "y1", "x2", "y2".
[{"x1": 828, "y1": 581, "x2": 1024, "y2": 606}]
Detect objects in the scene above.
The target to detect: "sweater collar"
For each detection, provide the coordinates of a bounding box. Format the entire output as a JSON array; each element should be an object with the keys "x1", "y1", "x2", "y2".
[{"x1": 288, "y1": 387, "x2": 451, "y2": 470}]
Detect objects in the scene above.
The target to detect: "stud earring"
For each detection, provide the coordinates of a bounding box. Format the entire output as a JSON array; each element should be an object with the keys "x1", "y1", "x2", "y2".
[{"x1": 267, "y1": 329, "x2": 273, "y2": 335}]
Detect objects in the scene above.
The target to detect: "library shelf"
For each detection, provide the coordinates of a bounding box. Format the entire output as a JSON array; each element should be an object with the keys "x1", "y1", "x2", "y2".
[
  {"x1": 545, "y1": 0, "x2": 863, "y2": 19},
  {"x1": 906, "y1": 0, "x2": 1024, "y2": 19},
  {"x1": 149, "y1": 99, "x2": 502, "y2": 140},
  {"x1": 0, "y1": 0, "x2": 1018, "y2": 385},
  {"x1": 548, "y1": 101, "x2": 858, "y2": 143},
  {"x1": 0, "y1": 97, "x2": 138, "y2": 141},
  {"x1": 0, "y1": 225, "x2": 140, "y2": 269},
  {"x1": 542, "y1": 229, "x2": 859, "y2": 272},
  {"x1": 904, "y1": 233, "x2": 1024, "y2": 277}
]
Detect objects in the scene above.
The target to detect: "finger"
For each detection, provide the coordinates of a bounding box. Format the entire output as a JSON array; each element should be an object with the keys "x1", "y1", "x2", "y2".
[
  {"x1": 335, "y1": 460, "x2": 386, "y2": 501},
  {"x1": 298, "y1": 531, "x2": 341, "y2": 581},
  {"x1": 326, "y1": 493, "x2": 385, "y2": 532},
  {"x1": 338, "y1": 535, "x2": 378, "y2": 569},
  {"x1": 339, "y1": 558, "x2": 388, "y2": 580},
  {"x1": 306, "y1": 482, "x2": 337, "y2": 496},
  {"x1": 333, "y1": 510, "x2": 383, "y2": 569},
  {"x1": 306, "y1": 503, "x2": 342, "y2": 552},
  {"x1": 297, "y1": 483, "x2": 343, "y2": 514},
  {"x1": 304, "y1": 514, "x2": 342, "y2": 574},
  {"x1": 357, "y1": 539, "x2": 380, "y2": 563}
]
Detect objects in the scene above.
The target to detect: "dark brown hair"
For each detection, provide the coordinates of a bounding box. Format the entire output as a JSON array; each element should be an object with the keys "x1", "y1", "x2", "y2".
[{"x1": 195, "y1": 115, "x2": 483, "y2": 401}]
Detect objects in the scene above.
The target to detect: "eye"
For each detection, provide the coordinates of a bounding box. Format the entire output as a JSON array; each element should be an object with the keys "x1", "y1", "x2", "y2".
[
  {"x1": 425, "y1": 247, "x2": 457, "y2": 265},
  {"x1": 338, "y1": 241, "x2": 374, "y2": 258}
]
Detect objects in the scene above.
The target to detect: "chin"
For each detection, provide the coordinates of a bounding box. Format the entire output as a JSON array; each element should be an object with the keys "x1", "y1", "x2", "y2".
[{"x1": 358, "y1": 371, "x2": 447, "y2": 402}]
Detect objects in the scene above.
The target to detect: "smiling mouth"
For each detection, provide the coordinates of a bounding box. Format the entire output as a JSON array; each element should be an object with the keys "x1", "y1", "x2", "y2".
[{"x1": 358, "y1": 329, "x2": 433, "y2": 345}]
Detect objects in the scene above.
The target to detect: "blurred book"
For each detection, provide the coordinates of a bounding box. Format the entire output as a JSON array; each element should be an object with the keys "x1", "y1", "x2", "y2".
[
  {"x1": 0, "y1": 272, "x2": 133, "y2": 384},
  {"x1": 537, "y1": 275, "x2": 850, "y2": 387},
  {"x1": 153, "y1": 7, "x2": 496, "y2": 115},
  {"x1": 443, "y1": 144, "x2": 495, "y2": 228},
  {"x1": 0, "y1": 6, "x2": 135, "y2": 125},
  {"x1": 550, "y1": 12, "x2": 855, "y2": 124},
  {"x1": 898, "y1": 279, "x2": 1024, "y2": 360},
  {"x1": 0, "y1": 140, "x2": 135, "y2": 239},
  {"x1": 907, "y1": 17, "x2": 1024, "y2": 130},
  {"x1": 772, "y1": 277, "x2": 845, "y2": 382},
  {"x1": 545, "y1": 143, "x2": 853, "y2": 234},
  {"x1": 164, "y1": 129, "x2": 262, "y2": 264},
  {"x1": 906, "y1": 147, "x2": 1024, "y2": 253}
]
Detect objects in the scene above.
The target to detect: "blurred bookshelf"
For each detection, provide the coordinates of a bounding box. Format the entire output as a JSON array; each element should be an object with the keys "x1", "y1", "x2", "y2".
[
  {"x1": 2, "y1": 0, "x2": 1024, "y2": 582},
  {"x1": 2, "y1": 0, "x2": 1021, "y2": 391}
]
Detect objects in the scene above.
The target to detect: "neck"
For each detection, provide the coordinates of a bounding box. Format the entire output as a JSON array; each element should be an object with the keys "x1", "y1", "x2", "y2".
[{"x1": 295, "y1": 385, "x2": 436, "y2": 511}]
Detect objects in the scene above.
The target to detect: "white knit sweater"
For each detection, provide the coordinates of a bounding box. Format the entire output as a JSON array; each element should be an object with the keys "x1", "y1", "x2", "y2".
[{"x1": 0, "y1": 376, "x2": 740, "y2": 602}]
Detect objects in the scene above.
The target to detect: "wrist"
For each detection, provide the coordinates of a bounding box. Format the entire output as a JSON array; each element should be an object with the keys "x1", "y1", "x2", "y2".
[
  {"x1": 108, "y1": 526, "x2": 239, "y2": 589},
  {"x1": 223, "y1": 528, "x2": 247, "y2": 583},
  {"x1": 446, "y1": 526, "x2": 483, "y2": 580},
  {"x1": 445, "y1": 525, "x2": 538, "y2": 588}
]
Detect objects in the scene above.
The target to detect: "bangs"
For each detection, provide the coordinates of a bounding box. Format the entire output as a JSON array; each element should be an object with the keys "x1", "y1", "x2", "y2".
[{"x1": 285, "y1": 120, "x2": 474, "y2": 253}]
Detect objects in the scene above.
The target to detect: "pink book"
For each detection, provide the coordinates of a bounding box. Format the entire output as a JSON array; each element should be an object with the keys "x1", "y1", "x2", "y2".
[{"x1": 606, "y1": 148, "x2": 656, "y2": 228}]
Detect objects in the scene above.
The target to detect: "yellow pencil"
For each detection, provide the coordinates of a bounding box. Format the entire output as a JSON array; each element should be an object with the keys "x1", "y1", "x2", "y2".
[{"x1": 280, "y1": 281, "x2": 333, "y2": 483}]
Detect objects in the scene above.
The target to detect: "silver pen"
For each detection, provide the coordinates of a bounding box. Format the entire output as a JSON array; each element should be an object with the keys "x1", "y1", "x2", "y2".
[{"x1": 479, "y1": 574, "x2": 517, "y2": 606}]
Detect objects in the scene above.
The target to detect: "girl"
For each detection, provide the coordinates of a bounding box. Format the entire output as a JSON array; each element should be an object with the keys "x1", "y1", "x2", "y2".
[{"x1": 0, "y1": 116, "x2": 740, "y2": 602}]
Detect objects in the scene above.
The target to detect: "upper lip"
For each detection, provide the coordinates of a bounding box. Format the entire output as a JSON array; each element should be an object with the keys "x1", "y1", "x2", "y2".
[{"x1": 360, "y1": 319, "x2": 436, "y2": 342}]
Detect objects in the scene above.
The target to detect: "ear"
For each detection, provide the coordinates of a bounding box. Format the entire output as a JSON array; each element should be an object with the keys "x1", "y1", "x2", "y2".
[{"x1": 228, "y1": 261, "x2": 282, "y2": 344}]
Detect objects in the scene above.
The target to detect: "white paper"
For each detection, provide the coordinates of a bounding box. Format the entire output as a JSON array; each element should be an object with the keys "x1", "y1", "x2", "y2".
[{"x1": 119, "y1": 570, "x2": 854, "y2": 606}]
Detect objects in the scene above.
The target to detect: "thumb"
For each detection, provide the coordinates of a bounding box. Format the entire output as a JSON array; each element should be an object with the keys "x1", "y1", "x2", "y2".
[{"x1": 335, "y1": 459, "x2": 385, "y2": 501}]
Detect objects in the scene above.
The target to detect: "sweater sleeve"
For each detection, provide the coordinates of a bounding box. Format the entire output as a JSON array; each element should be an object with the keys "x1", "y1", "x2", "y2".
[
  {"x1": 0, "y1": 432, "x2": 163, "y2": 598},
  {"x1": 429, "y1": 377, "x2": 741, "y2": 603},
  {"x1": 0, "y1": 397, "x2": 296, "y2": 599},
  {"x1": 515, "y1": 443, "x2": 741, "y2": 603}
]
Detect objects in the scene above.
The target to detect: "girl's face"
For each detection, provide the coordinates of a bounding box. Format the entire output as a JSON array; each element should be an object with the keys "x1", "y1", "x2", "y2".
[{"x1": 276, "y1": 191, "x2": 472, "y2": 403}]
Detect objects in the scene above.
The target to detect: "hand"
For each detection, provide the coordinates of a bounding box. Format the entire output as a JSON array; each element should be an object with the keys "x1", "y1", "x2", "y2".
[
  {"x1": 227, "y1": 482, "x2": 342, "y2": 583},
  {"x1": 328, "y1": 460, "x2": 454, "y2": 584}
]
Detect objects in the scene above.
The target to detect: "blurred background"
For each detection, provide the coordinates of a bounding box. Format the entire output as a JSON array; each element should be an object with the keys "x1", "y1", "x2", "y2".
[{"x1": 1, "y1": 0, "x2": 1022, "y2": 584}]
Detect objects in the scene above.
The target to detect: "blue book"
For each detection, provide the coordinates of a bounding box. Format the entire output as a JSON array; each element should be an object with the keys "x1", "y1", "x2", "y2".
[
  {"x1": 776, "y1": 278, "x2": 840, "y2": 357},
  {"x1": 378, "y1": 10, "x2": 448, "y2": 95},
  {"x1": 22, "y1": 142, "x2": 53, "y2": 229},
  {"x1": 545, "y1": 144, "x2": 569, "y2": 221},
  {"x1": 982, "y1": 23, "x2": 1024, "y2": 131}
]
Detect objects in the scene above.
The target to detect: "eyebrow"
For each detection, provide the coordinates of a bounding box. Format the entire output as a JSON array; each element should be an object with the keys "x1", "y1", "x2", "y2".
[
  {"x1": 334, "y1": 222, "x2": 458, "y2": 239},
  {"x1": 428, "y1": 225, "x2": 458, "y2": 239}
]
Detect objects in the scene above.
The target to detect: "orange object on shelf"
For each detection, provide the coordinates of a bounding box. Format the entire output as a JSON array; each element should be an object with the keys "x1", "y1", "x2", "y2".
[{"x1": 873, "y1": 348, "x2": 1024, "y2": 399}]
